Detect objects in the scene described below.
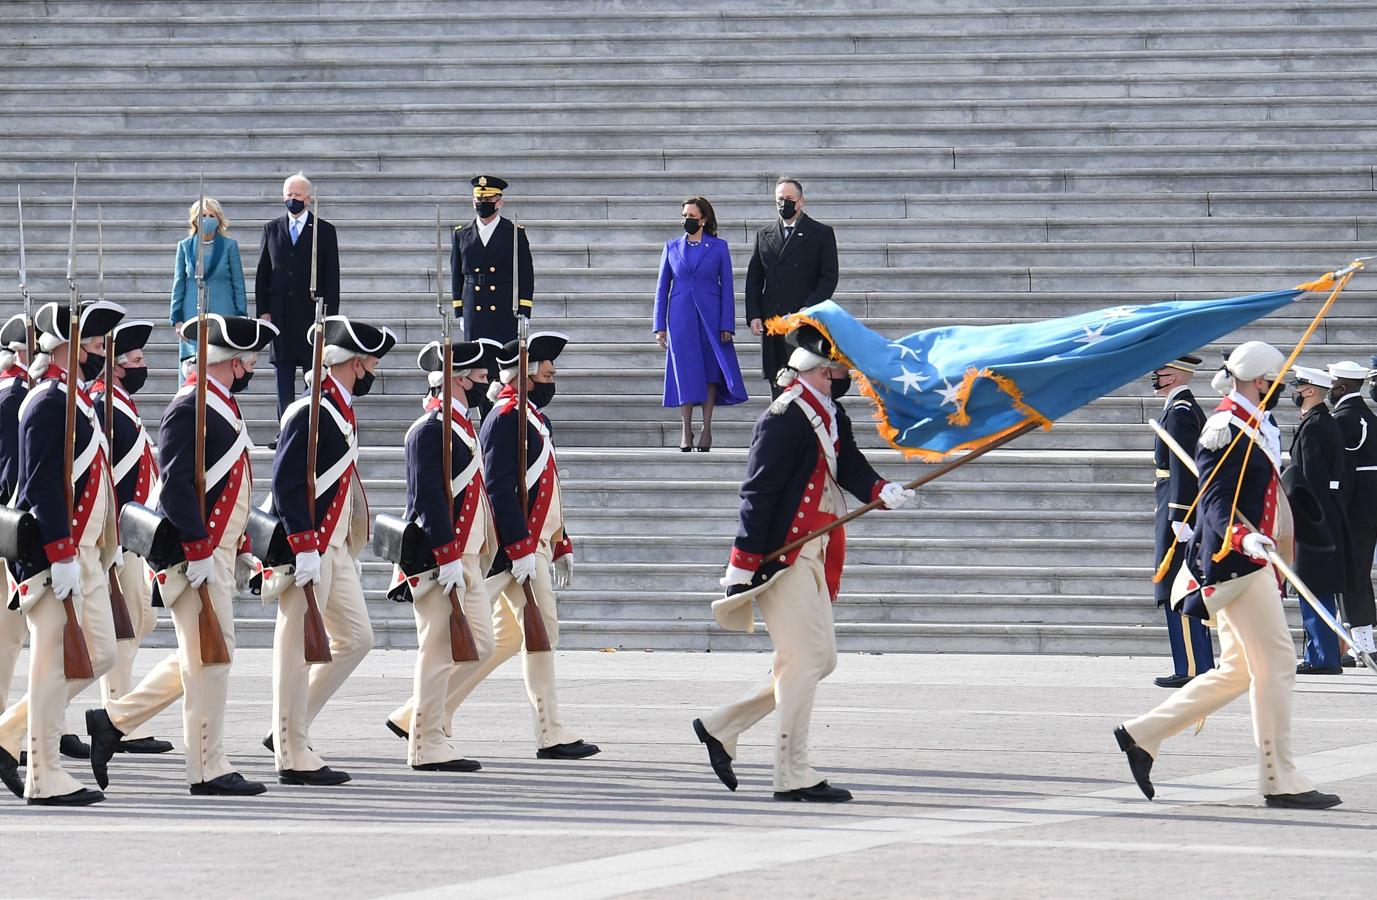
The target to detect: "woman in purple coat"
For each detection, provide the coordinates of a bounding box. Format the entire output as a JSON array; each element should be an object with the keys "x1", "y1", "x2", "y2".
[{"x1": 654, "y1": 196, "x2": 749, "y2": 451}]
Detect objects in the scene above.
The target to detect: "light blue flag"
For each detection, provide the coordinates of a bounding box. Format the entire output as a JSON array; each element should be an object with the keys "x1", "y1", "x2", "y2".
[{"x1": 777, "y1": 288, "x2": 1308, "y2": 460}]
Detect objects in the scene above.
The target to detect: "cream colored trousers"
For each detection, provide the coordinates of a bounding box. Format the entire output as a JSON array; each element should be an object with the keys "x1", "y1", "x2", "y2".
[{"x1": 99, "y1": 550, "x2": 159, "y2": 740}]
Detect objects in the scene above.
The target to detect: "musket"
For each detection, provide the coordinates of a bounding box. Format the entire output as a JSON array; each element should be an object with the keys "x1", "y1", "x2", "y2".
[
  {"x1": 191, "y1": 176, "x2": 231, "y2": 665},
  {"x1": 301, "y1": 188, "x2": 332, "y2": 664},
  {"x1": 437, "y1": 205, "x2": 478, "y2": 663},
  {"x1": 97, "y1": 204, "x2": 135, "y2": 641},
  {"x1": 510, "y1": 213, "x2": 551, "y2": 652},
  {"x1": 1149, "y1": 418, "x2": 1377, "y2": 672},
  {"x1": 60, "y1": 164, "x2": 94, "y2": 681},
  {"x1": 16, "y1": 185, "x2": 34, "y2": 362}
]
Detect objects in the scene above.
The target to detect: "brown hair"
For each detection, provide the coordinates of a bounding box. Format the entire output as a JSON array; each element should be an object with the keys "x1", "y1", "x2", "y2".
[
  {"x1": 682, "y1": 196, "x2": 718, "y2": 237},
  {"x1": 775, "y1": 176, "x2": 804, "y2": 196}
]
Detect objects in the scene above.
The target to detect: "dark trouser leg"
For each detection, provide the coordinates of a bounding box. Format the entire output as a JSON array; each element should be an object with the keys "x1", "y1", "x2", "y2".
[
  {"x1": 275, "y1": 361, "x2": 300, "y2": 420},
  {"x1": 1301, "y1": 591, "x2": 1341, "y2": 669},
  {"x1": 1342, "y1": 526, "x2": 1377, "y2": 628}
]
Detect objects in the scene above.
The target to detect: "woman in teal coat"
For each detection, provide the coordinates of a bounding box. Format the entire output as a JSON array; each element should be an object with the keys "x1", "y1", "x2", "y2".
[{"x1": 170, "y1": 197, "x2": 248, "y2": 362}]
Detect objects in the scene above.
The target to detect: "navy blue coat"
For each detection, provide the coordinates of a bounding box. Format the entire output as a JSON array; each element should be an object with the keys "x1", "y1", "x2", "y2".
[
  {"x1": 1283, "y1": 404, "x2": 1348, "y2": 593},
  {"x1": 269, "y1": 379, "x2": 354, "y2": 553},
  {"x1": 157, "y1": 380, "x2": 250, "y2": 557},
  {"x1": 0, "y1": 367, "x2": 28, "y2": 504},
  {"x1": 91, "y1": 383, "x2": 154, "y2": 509},
  {"x1": 404, "y1": 404, "x2": 478, "y2": 556},
  {"x1": 480, "y1": 393, "x2": 567, "y2": 574},
  {"x1": 1152, "y1": 389, "x2": 1205, "y2": 606},
  {"x1": 450, "y1": 218, "x2": 534, "y2": 345},
  {"x1": 1332, "y1": 394, "x2": 1377, "y2": 530},
  {"x1": 732, "y1": 398, "x2": 883, "y2": 584}
]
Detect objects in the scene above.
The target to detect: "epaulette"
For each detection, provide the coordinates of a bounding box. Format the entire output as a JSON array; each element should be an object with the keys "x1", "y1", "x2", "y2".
[
  {"x1": 768, "y1": 384, "x2": 802, "y2": 415},
  {"x1": 1200, "y1": 411, "x2": 1233, "y2": 451}
]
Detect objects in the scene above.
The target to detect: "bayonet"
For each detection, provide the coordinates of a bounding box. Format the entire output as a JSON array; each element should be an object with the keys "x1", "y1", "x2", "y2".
[
  {"x1": 17, "y1": 185, "x2": 33, "y2": 361},
  {"x1": 96, "y1": 203, "x2": 105, "y2": 301}
]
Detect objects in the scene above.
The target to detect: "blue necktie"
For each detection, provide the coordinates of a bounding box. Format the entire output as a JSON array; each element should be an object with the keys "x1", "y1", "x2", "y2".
[{"x1": 290, "y1": 219, "x2": 300, "y2": 244}]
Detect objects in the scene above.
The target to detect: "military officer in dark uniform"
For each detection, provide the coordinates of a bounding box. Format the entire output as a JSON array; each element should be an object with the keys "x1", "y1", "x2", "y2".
[
  {"x1": 1326, "y1": 360, "x2": 1377, "y2": 660},
  {"x1": 451, "y1": 175, "x2": 534, "y2": 347},
  {"x1": 1148, "y1": 353, "x2": 1214, "y2": 688},
  {"x1": 1284, "y1": 366, "x2": 1348, "y2": 675},
  {"x1": 695, "y1": 325, "x2": 913, "y2": 802}
]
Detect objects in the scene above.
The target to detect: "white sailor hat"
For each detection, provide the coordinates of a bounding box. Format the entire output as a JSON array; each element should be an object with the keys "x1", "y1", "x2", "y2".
[
  {"x1": 1326, "y1": 360, "x2": 1374, "y2": 382},
  {"x1": 1291, "y1": 364, "x2": 1334, "y2": 389}
]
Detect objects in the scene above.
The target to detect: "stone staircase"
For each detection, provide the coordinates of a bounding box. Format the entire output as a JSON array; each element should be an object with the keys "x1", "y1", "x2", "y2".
[{"x1": 1, "y1": 0, "x2": 1374, "y2": 654}]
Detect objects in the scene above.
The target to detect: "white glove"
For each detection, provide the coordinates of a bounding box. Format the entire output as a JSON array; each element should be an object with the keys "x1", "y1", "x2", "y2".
[
  {"x1": 234, "y1": 553, "x2": 256, "y2": 591},
  {"x1": 1241, "y1": 532, "x2": 1276, "y2": 561},
  {"x1": 185, "y1": 555, "x2": 215, "y2": 589},
  {"x1": 553, "y1": 554, "x2": 574, "y2": 590},
  {"x1": 879, "y1": 482, "x2": 916, "y2": 510},
  {"x1": 509, "y1": 552, "x2": 537, "y2": 584},
  {"x1": 49, "y1": 557, "x2": 81, "y2": 601},
  {"x1": 436, "y1": 558, "x2": 464, "y2": 594},
  {"x1": 1170, "y1": 520, "x2": 1194, "y2": 543},
  {"x1": 294, "y1": 549, "x2": 322, "y2": 587},
  {"x1": 720, "y1": 564, "x2": 754, "y2": 588},
  {"x1": 110, "y1": 545, "x2": 126, "y2": 571}
]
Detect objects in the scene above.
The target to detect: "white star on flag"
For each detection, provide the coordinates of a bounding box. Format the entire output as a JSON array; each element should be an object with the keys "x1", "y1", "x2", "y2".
[
  {"x1": 888, "y1": 341, "x2": 922, "y2": 362},
  {"x1": 936, "y1": 378, "x2": 962, "y2": 408},
  {"x1": 891, "y1": 365, "x2": 923, "y2": 395},
  {"x1": 1101, "y1": 306, "x2": 1139, "y2": 320},
  {"x1": 1074, "y1": 323, "x2": 1110, "y2": 346}
]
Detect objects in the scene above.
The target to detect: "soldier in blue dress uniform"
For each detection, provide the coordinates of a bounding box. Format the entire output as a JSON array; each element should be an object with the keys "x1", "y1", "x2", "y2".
[
  {"x1": 0, "y1": 299, "x2": 125, "y2": 806},
  {"x1": 262, "y1": 315, "x2": 396, "y2": 786},
  {"x1": 695, "y1": 325, "x2": 914, "y2": 803},
  {"x1": 87, "y1": 314, "x2": 275, "y2": 797},
  {"x1": 1148, "y1": 353, "x2": 1214, "y2": 688},
  {"x1": 451, "y1": 175, "x2": 534, "y2": 347}
]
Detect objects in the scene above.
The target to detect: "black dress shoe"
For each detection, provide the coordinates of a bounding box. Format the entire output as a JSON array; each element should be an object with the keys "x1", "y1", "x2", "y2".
[
  {"x1": 773, "y1": 780, "x2": 852, "y2": 803},
  {"x1": 119, "y1": 737, "x2": 175, "y2": 754},
  {"x1": 692, "y1": 718, "x2": 737, "y2": 791},
  {"x1": 1114, "y1": 725, "x2": 1155, "y2": 800},
  {"x1": 1340, "y1": 653, "x2": 1357, "y2": 668},
  {"x1": 1295, "y1": 663, "x2": 1343, "y2": 676},
  {"x1": 1264, "y1": 790, "x2": 1342, "y2": 810},
  {"x1": 277, "y1": 766, "x2": 351, "y2": 786},
  {"x1": 1153, "y1": 673, "x2": 1193, "y2": 689},
  {"x1": 412, "y1": 758, "x2": 481, "y2": 772},
  {"x1": 60, "y1": 733, "x2": 90, "y2": 760},
  {"x1": 0, "y1": 746, "x2": 22, "y2": 798},
  {"x1": 267, "y1": 438, "x2": 278, "y2": 450},
  {"x1": 190, "y1": 772, "x2": 268, "y2": 796},
  {"x1": 28, "y1": 787, "x2": 104, "y2": 807},
  {"x1": 85, "y1": 708, "x2": 123, "y2": 790},
  {"x1": 386, "y1": 719, "x2": 408, "y2": 740},
  {"x1": 535, "y1": 740, "x2": 601, "y2": 760}
]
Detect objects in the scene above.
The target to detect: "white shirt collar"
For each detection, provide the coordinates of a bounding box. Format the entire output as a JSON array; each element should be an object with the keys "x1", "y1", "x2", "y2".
[
  {"x1": 1163, "y1": 384, "x2": 1190, "y2": 407},
  {"x1": 206, "y1": 373, "x2": 231, "y2": 395},
  {"x1": 327, "y1": 373, "x2": 353, "y2": 407},
  {"x1": 797, "y1": 376, "x2": 839, "y2": 441},
  {"x1": 1337, "y1": 391, "x2": 1364, "y2": 407},
  {"x1": 1228, "y1": 389, "x2": 1281, "y2": 460},
  {"x1": 476, "y1": 214, "x2": 501, "y2": 246},
  {"x1": 289, "y1": 209, "x2": 310, "y2": 229},
  {"x1": 451, "y1": 395, "x2": 468, "y2": 417}
]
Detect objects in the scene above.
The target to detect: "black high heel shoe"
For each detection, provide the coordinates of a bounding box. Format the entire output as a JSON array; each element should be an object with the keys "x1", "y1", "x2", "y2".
[
  {"x1": 696, "y1": 428, "x2": 712, "y2": 453},
  {"x1": 679, "y1": 431, "x2": 694, "y2": 452}
]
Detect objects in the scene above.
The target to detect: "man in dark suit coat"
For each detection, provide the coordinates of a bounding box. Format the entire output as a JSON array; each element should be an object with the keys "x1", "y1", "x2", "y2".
[
  {"x1": 1327, "y1": 360, "x2": 1377, "y2": 659},
  {"x1": 254, "y1": 172, "x2": 340, "y2": 423},
  {"x1": 744, "y1": 178, "x2": 839, "y2": 397}
]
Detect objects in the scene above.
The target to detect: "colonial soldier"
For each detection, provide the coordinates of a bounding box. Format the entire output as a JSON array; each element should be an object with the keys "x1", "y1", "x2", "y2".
[
  {"x1": 397, "y1": 332, "x2": 599, "y2": 760},
  {"x1": 1148, "y1": 353, "x2": 1214, "y2": 688},
  {"x1": 382, "y1": 340, "x2": 498, "y2": 771},
  {"x1": 88, "y1": 319, "x2": 174, "y2": 754},
  {"x1": 1325, "y1": 360, "x2": 1377, "y2": 661},
  {"x1": 0, "y1": 315, "x2": 32, "y2": 717},
  {"x1": 0, "y1": 300, "x2": 125, "y2": 806},
  {"x1": 695, "y1": 326, "x2": 914, "y2": 802},
  {"x1": 87, "y1": 315, "x2": 275, "y2": 796},
  {"x1": 1115, "y1": 342, "x2": 1341, "y2": 810},
  {"x1": 450, "y1": 175, "x2": 534, "y2": 349},
  {"x1": 262, "y1": 316, "x2": 395, "y2": 785},
  {"x1": 1285, "y1": 366, "x2": 1348, "y2": 675}
]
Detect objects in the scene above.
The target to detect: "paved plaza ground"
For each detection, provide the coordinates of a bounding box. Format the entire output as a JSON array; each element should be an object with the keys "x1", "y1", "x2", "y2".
[{"x1": 1, "y1": 647, "x2": 1375, "y2": 898}]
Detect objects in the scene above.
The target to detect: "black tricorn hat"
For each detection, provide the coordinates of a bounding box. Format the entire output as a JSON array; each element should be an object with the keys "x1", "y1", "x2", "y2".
[
  {"x1": 497, "y1": 332, "x2": 568, "y2": 368},
  {"x1": 476, "y1": 337, "x2": 504, "y2": 377},
  {"x1": 111, "y1": 320, "x2": 155, "y2": 358},
  {"x1": 1281, "y1": 476, "x2": 1336, "y2": 554},
  {"x1": 310, "y1": 315, "x2": 398, "y2": 359},
  {"x1": 0, "y1": 314, "x2": 27, "y2": 349},
  {"x1": 785, "y1": 323, "x2": 836, "y2": 360},
  {"x1": 179, "y1": 313, "x2": 279, "y2": 352},
  {"x1": 34, "y1": 300, "x2": 126, "y2": 342},
  {"x1": 417, "y1": 339, "x2": 484, "y2": 373}
]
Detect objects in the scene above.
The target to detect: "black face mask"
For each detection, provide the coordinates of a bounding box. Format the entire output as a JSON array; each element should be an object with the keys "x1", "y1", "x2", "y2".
[
  {"x1": 1262, "y1": 385, "x2": 1282, "y2": 411},
  {"x1": 229, "y1": 369, "x2": 253, "y2": 393},
  {"x1": 1291, "y1": 390, "x2": 1305, "y2": 408},
  {"x1": 120, "y1": 367, "x2": 148, "y2": 395},
  {"x1": 1149, "y1": 372, "x2": 1166, "y2": 391},
  {"x1": 1328, "y1": 387, "x2": 1344, "y2": 407},
  {"x1": 475, "y1": 201, "x2": 498, "y2": 219},
  {"x1": 777, "y1": 199, "x2": 798, "y2": 220},
  {"x1": 683, "y1": 218, "x2": 702, "y2": 235},
  {"x1": 285, "y1": 198, "x2": 306, "y2": 215},
  {"x1": 80, "y1": 352, "x2": 105, "y2": 382},
  {"x1": 529, "y1": 381, "x2": 556, "y2": 408},
  {"x1": 353, "y1": 370, "x2": 376, "y2": 398},
  {"x1": 465, "y1": 382, "x2": 487, "y2": 409},
  {"x1": 830, "y1": 374, "x2": 852, "y2": 400}
]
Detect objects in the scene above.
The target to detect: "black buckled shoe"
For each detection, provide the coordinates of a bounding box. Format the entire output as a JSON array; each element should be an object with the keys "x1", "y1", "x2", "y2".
[
  {"x1": 277, "y1": 766, "x2": 351, "y2": 786},
  {"x1": 1295, "y1": 663, "x2": 1343, "y2": 676},
  {"x1": 536, "y1": 740, "x2": 600, "y2": 760},
  {"x1": 692, "y1": 718, "x2": 737, "y2": 791},
  {"x1": 119, "y1": 737, "x2": 175, "y2": 754},
  {"x1": 85, "y1": 709, "x2": 124, "y2": 790},
  {"x1": 190, "y1": 772, "x2": 268, "y2": 796},
  {"x1": 1264, "y1": 790, "x2": 1342, "y2": 810},
  {"x1": 773, "y1": 780, "x2": 852, "y2": 803},
  {"x1": 412, "y1": 758, "x2": 481, "y2": 772},
  {"x1": 28, "y1": 787, "x2": 104, "y2": 806},
  {"x1": 1153, "y1": 673, "x2": 1193, "y2": 688},
  {"x1": 1114, "y1": 725, "x2": 1155, "y2": 800},
  {"x1": 386, "y1": 719, "x2": 408, "y2": 740},
  {"x1": 59, "y1": 733, "x2": 90, "y2": 760},
  {"x1": 0, "y1": 746, "x2": 22, "y2": 798}
]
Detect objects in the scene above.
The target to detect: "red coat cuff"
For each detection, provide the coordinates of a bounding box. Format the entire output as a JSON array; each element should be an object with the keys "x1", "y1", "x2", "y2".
[
  {"x1": 43, "y1": 537, "x2": 76, "y2": 564},
  {"x1": 870, "y1": 481, "x2": 887, "y2": 502},
  {"x1": 553, "y1": 534, "x2": 573, "y2": 560},
  {"x1": 1228, "y1": 523, "x2": 1254, "y2": 554},
  {"x1": 287, "y1": 530, "x2": 319, "y2": 555},
  {"x1": 182, "y1": 537, "x2": 215, "y2": 562},
  {"x1": 238, "y1": 533, "x2": 252, "y2": 555},
  {"x1": 433, "y1": 537, "x2": 463, "y2": 565},
  {"x1": 729, "y1": 547, "x2": 762, "y2": 571},
  {"x1": 505, "y1": 536, "x2": 537, "y2": 561}
]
